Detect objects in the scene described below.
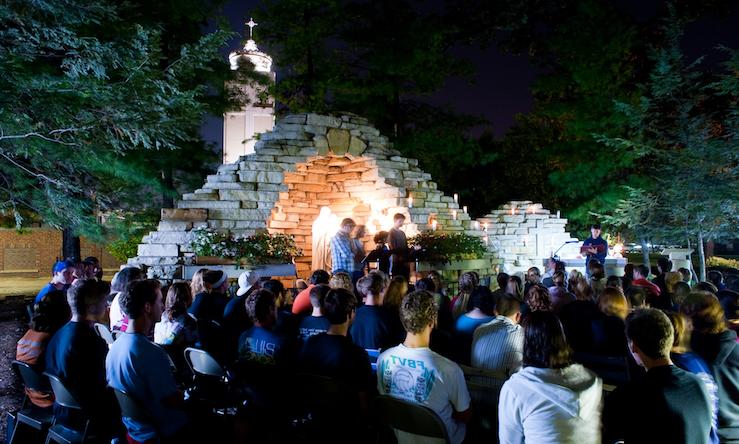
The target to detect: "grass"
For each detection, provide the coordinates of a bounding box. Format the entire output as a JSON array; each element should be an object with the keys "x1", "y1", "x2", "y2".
[{"x1": 0, "y1": 274, "x2": 117, "y2": 300}]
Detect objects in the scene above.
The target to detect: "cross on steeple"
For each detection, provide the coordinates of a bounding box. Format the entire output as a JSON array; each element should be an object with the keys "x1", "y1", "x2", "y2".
[{"x1": 245, "y1": 18, "x2": 257, "y2": 39}]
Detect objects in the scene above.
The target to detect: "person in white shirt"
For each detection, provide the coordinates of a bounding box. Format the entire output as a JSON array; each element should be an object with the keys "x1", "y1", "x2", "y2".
[
  {"x1": 498, "y1": 311, "x2": 602, "y2": 444},
  {"x1": 377, "y1": 290, "x2": 471, "y2": 444},
  {"x1": 108, "y1": 267, "x2": 143, "y2": 329}
]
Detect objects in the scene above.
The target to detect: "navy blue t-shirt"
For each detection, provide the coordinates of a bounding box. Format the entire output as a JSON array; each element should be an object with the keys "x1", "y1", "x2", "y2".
[
  {"x1": 298, "y1": 333, "x2": 374, "y2": 392},
  {"x1": 45, "y1": 321, "x2": 113, "y2": 428},
  {"x1": 349, "y1": 305, "x2": 402, "y2": 350},
  {"x1": 189, "y1": 291, "x2": 228, "y2": 323},
  {"x1": 237, "y1": 326, "x2": 286, "y2": 365},
  {"x1": 298, "y1": 315, "x2": 330, "y2": 341}
]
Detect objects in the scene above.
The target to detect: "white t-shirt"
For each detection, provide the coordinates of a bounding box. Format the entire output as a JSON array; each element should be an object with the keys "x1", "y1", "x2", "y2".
[
  {"x1": 377, "y1": 344, "x2": 471, "y2": 444},
  {"x1": 109, "y1": 292, "x2": 123, "y2": 329}
]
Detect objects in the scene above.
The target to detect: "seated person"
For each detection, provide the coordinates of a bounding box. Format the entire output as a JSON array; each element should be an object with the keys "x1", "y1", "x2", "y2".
[
  {"x1": 591, "y1": 287, "x2": 629, "y2": 355},
  {"x1": 154, "y1": 282, "x2": 198, "y2": 348},
  {"x1": 109, "y1": 267, "x2": 144, "y2": 331},
  {"x1": 499, "y1": 311, "x2": 602, "y2": 444},
  {"x1": 471, "y1": 293, "x2": 524, "y2": 392},
  {"x1": 298, "y1": 288, "x2": 374, "y2": 411},
  {"x1": 45, "y1": 279, "x2": 117, "y2": 439},
  {"x1": 223, "y1": 270, "x2": 261, "y2": 337},
  {"x1": 35, "y1": 260, "x2": 74, "y2": 304},
  {"x1": 188, "y1": 270, "x2": 229, "y2": 324},
  {"x1": 16, "y1": 291, "x2": 70, "y2": 408},
  {"x1": 263, "y1": 279, "x2": 298, "y2": 338},
  {"x1": 292, "y1": 270, "x2": 330, "y2": 315},
  {"x1": 350, "y1": 273, "x2": 401, "y2": 350},
  {"x1": 377, "y1": 290, "x2": 472, "y2": 444},
  {"x1": 548, "y1": 271, "x2": 575, "y2": 313},
  {"x1": 297, "y1": 284, "x2": 331, "y2": 341},
  {"x1": 106, "y1": 279, "x2": 188, "y2": 442},
  {"x1": 455, "y1": 286, "x2": 496, "y2": 336},
  {"x1": 603, "y1": 308, "x2": 711, "y2": 444},
  {"x1": 523, "y1": 284, "x2": 552, "y2": 313},
  {"x1": 417, "y1": 276, "x2": 454, "y2": 333},
  {"x1": 682, "y1": 292, "x2": 739, "y2": 442},
  {"x1": 237, "y1": 289, "x2": 289, "y2": 366}
]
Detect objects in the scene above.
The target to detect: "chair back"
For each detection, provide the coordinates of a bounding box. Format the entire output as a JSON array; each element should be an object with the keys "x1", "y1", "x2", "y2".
[
  {"x1": 460, "y1": 364, "x2": 509, "y2": 390},
  {"x1": 94, "y1": 323, "x2": 116, "y2": 345},
  {"x1": 366, "y1": 348, "x2": 380, "y2": 373},
  {"x1": 12, "y1": 360, "x2": 50, "y2": 392},
  {"x1": 184, "y1": 347, "x2": 227, "y2": 379},
  {"x1": 43, "y1": 373, "x2": 82, "y2": 410},
  {"x1": 373, "y1": 395, "x2": 450, "y2": 443},
  {"x1": 113, "y1": 388, "x2": 153, "y2": 424}
]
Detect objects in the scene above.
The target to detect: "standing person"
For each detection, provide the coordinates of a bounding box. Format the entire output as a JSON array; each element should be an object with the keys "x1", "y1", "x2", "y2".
[
  {"x1": 603, "y1": 308, "x2": 712, "y2": 444},
  {"x1": 388, "y1": 213, "x2": 410, "y2": 280},
  {"x1": 35, "y1": 260, "x2": 74, "y2": 303},
  {"x1": 106, "y1": 279, "x2": 187, "y2": 442},
  {"x1": 581, "y1": 223, "x2": 608, "y2": 275},
  {"x1": 498, "y1": 311, "x2": 602, "y2": 444},
  {"x1": 377, "y1": 290, "x2": 472, "y2": 444},
  {"x1": 366, "y1": 231, "x2": 391, "y2": 275},
  {"x1": 330, "y1": 218, "x2": 361, "y2": 276},
  {"x1": 351, "y1": 225, "x2": 367, "y2": 285}
]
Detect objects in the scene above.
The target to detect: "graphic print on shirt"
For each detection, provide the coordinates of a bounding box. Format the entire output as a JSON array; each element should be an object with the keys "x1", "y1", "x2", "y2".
[
  {"x1": 240, "y1": 336, "x2": 278, "y2": 364},
  {"x1": 379, "y1": 354, "x2": 436, "y2": 403}
]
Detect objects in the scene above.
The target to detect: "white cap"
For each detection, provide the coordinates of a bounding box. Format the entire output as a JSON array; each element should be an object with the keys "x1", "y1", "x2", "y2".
[{"x1": 236, "y1": 270, "x2": 260, "y2": 296}]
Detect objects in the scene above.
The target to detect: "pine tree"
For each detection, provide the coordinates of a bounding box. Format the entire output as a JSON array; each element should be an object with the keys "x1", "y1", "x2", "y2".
[{"x1": 0, "y1": 0, "x2": 233, "y2": 247}]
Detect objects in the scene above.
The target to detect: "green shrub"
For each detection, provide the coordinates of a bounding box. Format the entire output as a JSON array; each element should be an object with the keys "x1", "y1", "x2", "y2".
[{"x1": 409, "y1": 232, "x2": 488, "y2": 264}]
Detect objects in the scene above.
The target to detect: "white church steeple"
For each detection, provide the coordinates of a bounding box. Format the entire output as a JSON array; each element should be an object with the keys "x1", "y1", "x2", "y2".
[{"x1": 223, "y1": 17, "x2": 275, "y2": 164}]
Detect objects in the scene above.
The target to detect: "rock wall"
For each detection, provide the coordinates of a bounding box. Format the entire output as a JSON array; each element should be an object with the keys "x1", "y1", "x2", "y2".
[{"x1": 129, "y1": 114, "x2": 576, "y2": 280}]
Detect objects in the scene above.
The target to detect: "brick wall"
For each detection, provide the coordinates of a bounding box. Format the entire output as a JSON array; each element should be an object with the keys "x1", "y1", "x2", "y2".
[{"x1": 0, "y1": 228, "x2": 123, "y2": 278}]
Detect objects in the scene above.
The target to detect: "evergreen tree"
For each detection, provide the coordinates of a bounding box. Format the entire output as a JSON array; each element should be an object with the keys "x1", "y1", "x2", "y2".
[
  {"x1": 600, "y1": 13, "x2": 739, "y2": 279},
  {"x1": 0, "y1": 0, "x2": 233, "y2": 246}
]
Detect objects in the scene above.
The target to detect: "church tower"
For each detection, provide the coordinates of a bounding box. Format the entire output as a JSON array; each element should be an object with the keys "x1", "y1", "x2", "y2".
[{"x1": 223, "y1": 18, "x2": 275, "y2": 164}]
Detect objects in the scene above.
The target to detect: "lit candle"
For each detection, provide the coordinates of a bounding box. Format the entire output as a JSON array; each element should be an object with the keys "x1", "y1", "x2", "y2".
[
  {"x1": 556, "y1": 210, "x2": 560, "y2": 218},
  {"x1": 453, "y1": 193, "x2": 459, "y2": 203},
  {"x1": 463, "y1": 205, "x2": 468, "y2": 213},
  {"x1": 408, "y1": 196, "x2": 413, "y2": 208},
  {"x1": 523, "y1": 235, "x2": 529, "y2": 246},
  {"x1": 452, "y1": 210, "x2": 457, "y2": 220},
  {"x1": 511, "y1": 206, "x2": 516, "y2": 215},
  {"x1": 528, "y1": 205, "x2": 535, "y2": 214},
  {"x1": 431, "y1": 220, "x2": 438, "y2": 231},
  {"x1": 483, "y1": 222, "x2": 488, "y2": 232}
]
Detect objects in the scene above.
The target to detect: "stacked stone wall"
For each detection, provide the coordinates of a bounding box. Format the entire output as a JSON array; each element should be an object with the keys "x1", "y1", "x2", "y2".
[{"x1": 130, "y1": 114, "x2": 576, "y2": 280}]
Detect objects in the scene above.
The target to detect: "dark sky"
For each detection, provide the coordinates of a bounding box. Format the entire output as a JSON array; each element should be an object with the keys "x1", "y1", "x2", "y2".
[{"x1": 201, "y1": 0, "x2": 739, "y2": 149}]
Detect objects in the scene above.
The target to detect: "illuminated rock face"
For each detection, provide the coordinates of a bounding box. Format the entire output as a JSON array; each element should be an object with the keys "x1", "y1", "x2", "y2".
[{"x1": 130, "y1": 114, "x2": 574, "y2": 279}]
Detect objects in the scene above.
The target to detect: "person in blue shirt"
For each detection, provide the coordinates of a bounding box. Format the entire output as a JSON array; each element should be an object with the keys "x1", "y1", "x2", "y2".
[
  {"x1": 106, "y1": 279, "x2": 188, "y2": 442},
  {"x1": 582, "y1": 223, "x2": 608, "y2": 274},
  {"x1": 35, "y1": 260, "x2": 74, "y2": 304},
  {"x1": 237, "y1": 289, "x2": 289, "y2": 366},
  {"x1": 455, "y1": 286, "x2": 496, "y2": 335}
]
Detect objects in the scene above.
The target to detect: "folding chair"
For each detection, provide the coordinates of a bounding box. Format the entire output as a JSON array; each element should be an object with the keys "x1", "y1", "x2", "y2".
[
  {"x1": 43, "y1": 373, "x2": 93, "y2": 444},
  {"x1": 8, "y1": 361, "x2": 54, "y2": 444},
  {"x1": 373, "y1": 394, "x2": 451, "y2": 444},
  {"x1": 93, "y1": 323, "x2": 115, "y2": 346},
  {"x1": 574, "y1": 352, "x2": 631, "y2": 386},
  {"x1": 366, "y1": 348, "x2": 381, "y2": 373},
  {"x1": 112, "y1": 388, "x2": 159, "y2": 439},
  {"x1": 183, "y1": 347, "x2": 235, "y2": 414}
]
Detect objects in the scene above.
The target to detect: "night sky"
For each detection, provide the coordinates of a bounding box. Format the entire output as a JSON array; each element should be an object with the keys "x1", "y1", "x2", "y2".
[{"x1": 201, "y1": 0, "x2": 739, "y2": 149}]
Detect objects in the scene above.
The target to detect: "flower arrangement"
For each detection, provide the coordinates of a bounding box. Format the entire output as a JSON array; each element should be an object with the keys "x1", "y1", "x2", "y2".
[
  {"x1": 188, "y1": 227, "x2": 301, "y2": 265},
  {"x1": 409, "y1": 231, "x2": 488, "y2": 264}
]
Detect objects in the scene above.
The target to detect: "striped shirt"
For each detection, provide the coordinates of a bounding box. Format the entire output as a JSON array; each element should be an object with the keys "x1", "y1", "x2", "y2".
[{"x1": 470, "y1": 316, "x2": 524, "y2": 393}]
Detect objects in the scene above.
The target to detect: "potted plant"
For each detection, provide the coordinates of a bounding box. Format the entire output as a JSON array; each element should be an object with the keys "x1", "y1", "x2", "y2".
[
  {"x1": 188, "y1": 227, "x2": 301, "y2": 267},
  {"x1": 409, "y1": 231, "x2": 490, "y2": 271}
]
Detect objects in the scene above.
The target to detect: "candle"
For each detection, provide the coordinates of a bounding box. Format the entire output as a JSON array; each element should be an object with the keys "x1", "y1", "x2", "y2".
[
  {"x1": 463, "y1": 205, "x2": 468, "y2": 213},
  {"x1": 452, "y1": 210, "x2": 457, "y2": 220},
  {"x1": 511, "y1": 206, "x2": 516, "y2": 215},
  {"x1": 556, "y1": 210, "x2": 560, "y2": 218},
  {"x1": 408, "y1": 196, "x2": 413, "y2": 208},
  {"x1": 453, "y1": 193, "x2": 458, "y2": 203},
  {"x1": 523, "y1": 235, "x2": 529, "y2": 246},
  {"x1": 431, "y1": 220, "x2": 438, "y2": 231},
  {"x1": 483, "y1": 222, "x2": 488, "y2": 231}
]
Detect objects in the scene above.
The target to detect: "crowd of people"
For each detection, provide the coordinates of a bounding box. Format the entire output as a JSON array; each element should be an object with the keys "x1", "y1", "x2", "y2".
[{"x1": 10, "y1": 244, "x2": 739, "y2": 443}]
